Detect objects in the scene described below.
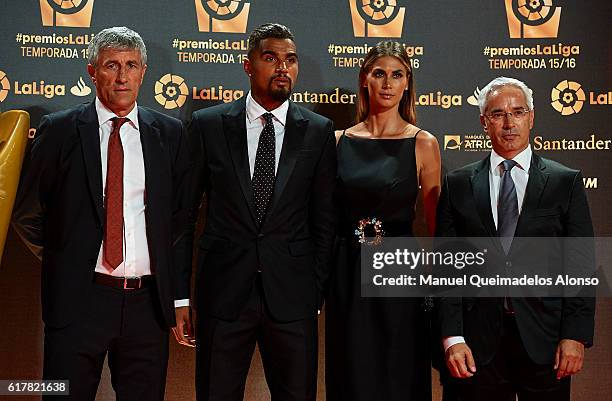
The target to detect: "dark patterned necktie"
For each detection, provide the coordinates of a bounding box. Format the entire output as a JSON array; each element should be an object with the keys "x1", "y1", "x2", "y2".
[
  {"x1": 252, "y1": 113, "x2": 276, "y2": 226},
  {"x1": 497, "y1": 159, "x2": 519, "y2": 254},
  {"x1": 103, "y1": 117, "x2": 128, "y2": 269}
]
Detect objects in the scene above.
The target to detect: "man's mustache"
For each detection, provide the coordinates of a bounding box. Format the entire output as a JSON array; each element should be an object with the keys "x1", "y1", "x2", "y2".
[{"x1": 270, "y1": 74, "x2": 292, "y2": 83}]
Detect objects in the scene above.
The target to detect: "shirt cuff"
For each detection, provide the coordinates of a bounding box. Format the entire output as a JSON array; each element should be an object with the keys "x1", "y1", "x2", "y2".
[
  {"x1": 174, "y1": 299, "x2": 190, "y2": 308},
  {"x1": 443, "y1": 336, "x2": 466, "y2": 352}
]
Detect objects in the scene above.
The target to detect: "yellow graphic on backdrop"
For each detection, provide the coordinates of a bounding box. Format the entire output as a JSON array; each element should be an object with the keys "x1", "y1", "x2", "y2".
[
  {"x1": 348, "y1": 0, "x2": 405, "y2": 38},
  {"x1": 195, "y1": 0, "x2": 250, "y2": 33},
  {"x1": 0, "y1": 70, "x2": 10, "y2": 102},
  {"x1": 40, "y1": 0, "x2": 94, "y2": 28},
  {"x1": 467, "y1": 87, "x2": 481, "y2": 107},
  {"x1": 70, "y1": 77, "x2": 91, "y2": 97},
  {"x1": 444, "y1": 135, "x2": 462, "y2": 150},
  {"x1": 551, "y1": 80, "x2": 585, "y2": 116},
  {"x1": 504, "y1": 0, "x2": 561, "y2": 38},
  {"x1": 155, "y1": 74, "x2": 189, "y2": 110}
]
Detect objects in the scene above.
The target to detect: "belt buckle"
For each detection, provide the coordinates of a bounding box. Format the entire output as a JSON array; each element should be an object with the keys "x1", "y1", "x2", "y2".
[
  {"x1": 354, "y1": 217, "x2": 385, "y2": 246},
  {"x1": 123, "y1": 276, "x2": 141, "y2": 290}
]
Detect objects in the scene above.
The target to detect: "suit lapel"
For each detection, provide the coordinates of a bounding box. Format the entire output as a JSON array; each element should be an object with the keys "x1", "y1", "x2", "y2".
[
  {"x1": 222, "y1": 97, "x2": 258, "y2": 224},
  {"x1": 514, "y1": 153, "x2": 549, "y2": 237},
  {"x1": 471, "y1": 157, "x2": 497, "y2": 238},
  {"x1": 77, "y1": 102, "x2": 104, "y2": 224},
  {"x1": 266, "y1": 102, "x2": 308, "y2": 220},
  {"x1": 138, "y1": 107, "x2": 162, "y2": 209}
]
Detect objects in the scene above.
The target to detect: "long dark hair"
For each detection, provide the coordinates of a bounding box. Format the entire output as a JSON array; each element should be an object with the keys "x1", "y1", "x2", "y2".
[{"x1": 356, "y1": 40, "x2": 416, "y2": 124}]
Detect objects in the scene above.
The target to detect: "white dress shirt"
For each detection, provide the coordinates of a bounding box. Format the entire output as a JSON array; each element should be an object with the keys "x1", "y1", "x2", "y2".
[
  {"x1": 246, "y1": 91, "x2": 288, "y2": 177},
  {"x1": 94, "y1": 97, "x2": 151, "y2": 277},
  {"x1": 443, "y1": 145, "x2": 532, "y2": 352},
  {"x1": 174, "y1": 92, "x2": 290, "y2": 309}
]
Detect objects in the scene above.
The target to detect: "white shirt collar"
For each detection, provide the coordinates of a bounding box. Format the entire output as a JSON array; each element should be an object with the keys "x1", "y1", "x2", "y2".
[
  {"x1": 490, "y1": 144, "x2": 532, "y2": 174},
  {"x1": 245, "y1": 91, "x2": 289, "y2": 126},
  {"x1": 95, "y1": 97, "x2": 140, "y2": 130}
]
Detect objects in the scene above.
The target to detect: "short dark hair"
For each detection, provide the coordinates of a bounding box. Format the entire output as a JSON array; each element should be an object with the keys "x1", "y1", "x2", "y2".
[{"x1": 247, "y1": 23, "x2": 295, "y2": 56}]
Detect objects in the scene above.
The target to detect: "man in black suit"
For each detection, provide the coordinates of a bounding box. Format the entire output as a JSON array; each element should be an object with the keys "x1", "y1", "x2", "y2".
[
  {"x1": 436, "y1": 77, "x2": 595, "y2": 401},
  {"x1": 173, "y1": 23, "x2": 336, "y2": 401},
  {"x1": 12, "y1": 27, "x2": 190, "y2": 401}
]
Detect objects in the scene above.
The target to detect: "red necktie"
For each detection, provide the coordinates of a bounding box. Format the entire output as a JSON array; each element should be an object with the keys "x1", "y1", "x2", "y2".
[{"x1": 103, "y1": 117, "x2": 128, "y2": 270}]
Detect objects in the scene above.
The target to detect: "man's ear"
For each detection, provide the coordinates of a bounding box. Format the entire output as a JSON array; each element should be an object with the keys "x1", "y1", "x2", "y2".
[
  {"x1": 244, "y1": 58, "x2": 252, "y2": 77},
  {"x1": 140, "y1": 64, "x2": 147, "y2": 84},
  {"x1": 87, "y1": 64, "x2": 96, "y2": 83},
  {"x1": 480, "y1": 114, "x2": 488, "y2": 133}
]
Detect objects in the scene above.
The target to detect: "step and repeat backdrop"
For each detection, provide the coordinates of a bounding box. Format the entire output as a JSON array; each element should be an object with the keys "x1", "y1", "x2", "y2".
[
  {"x1": 0, "y1": 2, "x2": 610, "y2": 237},
  {"x1": 0, "y1": 1, "x2": 611, "y2": 400}
]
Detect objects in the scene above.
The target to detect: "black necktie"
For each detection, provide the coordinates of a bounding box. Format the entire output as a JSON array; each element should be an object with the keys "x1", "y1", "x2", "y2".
[
  {"x1": 498, "y1": 159, "x2": 519, "y2": 254},
  {"x1": 252, "y1": 113, "x2": 276, "y2": 226}
]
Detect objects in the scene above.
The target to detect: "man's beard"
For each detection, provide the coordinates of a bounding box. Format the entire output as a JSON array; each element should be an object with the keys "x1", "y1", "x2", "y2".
[{"x1": 268, "y1": 75, "x2": 292, "y2": 102}]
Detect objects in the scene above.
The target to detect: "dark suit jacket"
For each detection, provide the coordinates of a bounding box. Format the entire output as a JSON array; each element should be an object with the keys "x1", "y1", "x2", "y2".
[
  {"x1": 436, "y1": 153, "x2": 595, "y2": 365},
  {"x1": 176, "y1": 97, "x2": 336, "y2": 322},
  {"x1": 12, "y1": 101, "x2": 191, "y2": 329}
]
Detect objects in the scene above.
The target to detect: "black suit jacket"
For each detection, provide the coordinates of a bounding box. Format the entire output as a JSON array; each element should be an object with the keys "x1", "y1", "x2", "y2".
[
  {"x1": 176, "y1": 97, "x2": 336, "y2": 322},
  {"x1": 12, "y1": 101, "x2": 191, "y2": 329},
  {"x1": 436, "y1": 153, "x2": 595, "y2": 365}
]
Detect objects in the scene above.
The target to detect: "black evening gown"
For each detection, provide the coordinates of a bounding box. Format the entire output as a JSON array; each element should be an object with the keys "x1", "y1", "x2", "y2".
[{"x1": 325, "y1": 133, "x2": 431, "y2": 401}]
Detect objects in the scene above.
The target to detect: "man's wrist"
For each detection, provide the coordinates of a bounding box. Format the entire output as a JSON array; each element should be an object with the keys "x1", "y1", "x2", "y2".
[
  {"x1": 174, "y1": 299, "x2": 190, "y2": 308},
  {"x1": 443, "y1": 336, "x2": 466, "y2": 352}
]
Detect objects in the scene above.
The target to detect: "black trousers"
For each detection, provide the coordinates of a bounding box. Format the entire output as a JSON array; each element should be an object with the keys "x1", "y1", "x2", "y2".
[
  {"x1": 196, "y1": 275, "x2": 318, "y2": 401},
  {"x1": 43, "y1": 281, "x2": 169, "y2": 401},
  {"x1": 456, "y1": 314, "x2": 570, "y2": 401}
]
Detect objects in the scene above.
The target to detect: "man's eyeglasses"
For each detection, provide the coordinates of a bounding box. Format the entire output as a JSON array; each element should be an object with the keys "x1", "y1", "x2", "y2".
[{"x1": 484, "y1": 108, "x2": 531, "y2": 123}]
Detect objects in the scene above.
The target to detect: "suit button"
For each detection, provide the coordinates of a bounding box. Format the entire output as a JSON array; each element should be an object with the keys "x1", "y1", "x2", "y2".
[
  {"x1": 257, "y1": 233, "x2": 264, "y2": 239},
  {"x1": 505, "y1": 261, "x2": 512, "y2": 267},
  {"x1": 96, "y1": 223, "x2": 102, "y2": 229}
]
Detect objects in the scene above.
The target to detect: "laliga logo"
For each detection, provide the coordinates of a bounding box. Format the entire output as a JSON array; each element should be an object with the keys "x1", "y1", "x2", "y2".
[
  {"x1": 504, "y1": 0, "x2": 561, "y2": 38},
  {"x1": 39, "y1": 0, "x2": 95, "y2": 28},
  {"x1": 0, "y1": 70, "x2": 10, "y2": 102},
  {"x1": 194, "y1": 0, "x2": 251, "y2": 33},
  {"x1": 155, "y1": 74, "x2": 189, "y2": 110},
  {"x1": 551, "y1": 80, "x2": 585, "y2": 116},
  {"x1": 348, "y1": 0, "x2": 406, "y2": 38}
]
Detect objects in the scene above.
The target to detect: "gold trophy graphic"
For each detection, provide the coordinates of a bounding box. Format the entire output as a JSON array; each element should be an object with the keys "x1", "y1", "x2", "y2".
[
  {"x1": 40, "y1": 0, "x2": 94, "y2": 28},
  {"x1": 195, "y1": 0, "x2": 250, "y2": 33},
  {"x1": 504, "y1": 0, "x2": 561, "y2": 38},
  {"x1": 349, "y1": 0, "x2": 405, "y2": 38}
]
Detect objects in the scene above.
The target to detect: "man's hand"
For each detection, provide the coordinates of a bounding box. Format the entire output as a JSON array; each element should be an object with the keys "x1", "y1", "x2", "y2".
[
  {"x1": 172, "y1": 306, "x2": 196, "y2": 347},
  {"x1": 446, "y1": 343, "x2": 477, "y2": 379},
  {"x1": 554, "y1": 339, "x2": 584, "y2": 379}
]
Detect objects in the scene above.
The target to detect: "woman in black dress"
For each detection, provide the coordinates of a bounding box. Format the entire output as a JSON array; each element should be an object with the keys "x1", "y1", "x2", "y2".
[{"x1": 325, "y1": 41, "x2": 441, "y2": 401}]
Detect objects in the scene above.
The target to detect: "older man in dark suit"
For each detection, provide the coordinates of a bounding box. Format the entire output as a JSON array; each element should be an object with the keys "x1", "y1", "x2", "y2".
[
  {"x1": 173, "y1": 23, "x2": 336, "y2": 401},
  {"x1": 12, "y1": 26, "x2": 190, "y2": 401},
  {"x1": 436, "y1": 76, "x2": 595, "y2": 401}
]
